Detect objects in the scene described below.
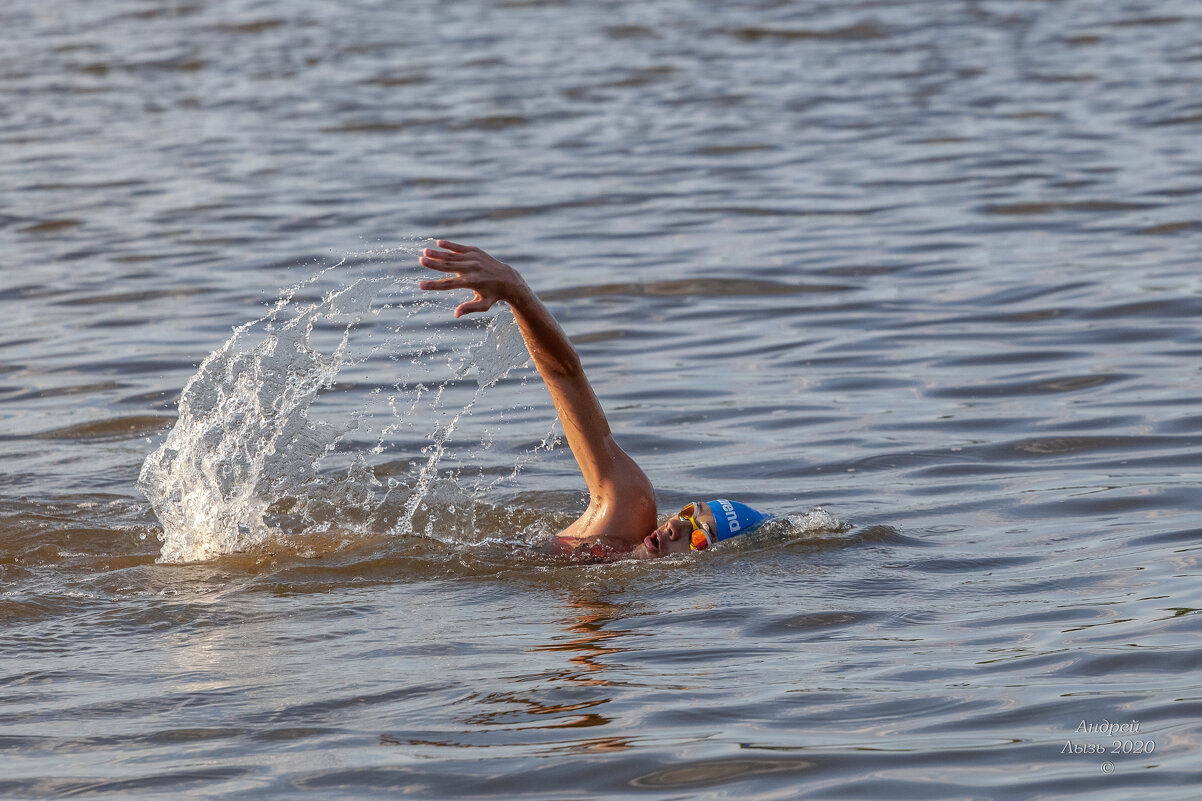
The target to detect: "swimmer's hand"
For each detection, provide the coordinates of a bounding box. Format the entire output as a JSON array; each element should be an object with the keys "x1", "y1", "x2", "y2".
[{"x1": 419, "y1": 240, "x2": 528, "y2": 318}]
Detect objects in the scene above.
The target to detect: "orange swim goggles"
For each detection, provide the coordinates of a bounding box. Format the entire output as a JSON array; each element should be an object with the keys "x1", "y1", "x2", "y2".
[{"x1": 679, "y1": 502, "x2": 715, "y2": 551}]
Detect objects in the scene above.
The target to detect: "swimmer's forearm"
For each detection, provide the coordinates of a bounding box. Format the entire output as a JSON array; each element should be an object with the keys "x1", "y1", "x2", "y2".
[
  {"x1": 419, "y1": 241, "x2": 619, "y2": 482},
  {"x1": 511, "y1": 282, "x2": 622, "y2": 487},
  {"x1": 506, "y1": 283, "x2": 584, "y2": 379}
]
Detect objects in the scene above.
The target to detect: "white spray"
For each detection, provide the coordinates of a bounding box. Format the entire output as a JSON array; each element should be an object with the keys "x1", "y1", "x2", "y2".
[{"x1": 137, "y1": 248, "x2": 544, "y2": 563}]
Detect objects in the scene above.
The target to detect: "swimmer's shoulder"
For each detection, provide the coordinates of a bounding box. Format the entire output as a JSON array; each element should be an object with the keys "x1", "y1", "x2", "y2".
[{"x1": 552, "y1": 500, "x2": 652, "y2": 561}]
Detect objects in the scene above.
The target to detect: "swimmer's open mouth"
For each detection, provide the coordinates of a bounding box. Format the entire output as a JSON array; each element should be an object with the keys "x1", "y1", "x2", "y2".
[{"x1": 644, "y1": 532, "x2": 661, "y2": 553}]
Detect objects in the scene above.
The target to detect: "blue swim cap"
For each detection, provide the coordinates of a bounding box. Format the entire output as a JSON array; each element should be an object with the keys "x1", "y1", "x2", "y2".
[{"x1": 704, "y1": 499, "x2": 772, "y2": 541}]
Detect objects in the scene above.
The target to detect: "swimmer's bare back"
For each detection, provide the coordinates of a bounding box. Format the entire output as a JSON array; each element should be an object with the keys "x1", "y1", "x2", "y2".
[{"x1": 419, "y1": 241, "x2": 658, "y2": 557}]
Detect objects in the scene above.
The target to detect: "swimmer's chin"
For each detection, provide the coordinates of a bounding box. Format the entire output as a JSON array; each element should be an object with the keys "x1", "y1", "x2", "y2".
[{"x1": 629, "y1": 542, "x2": 657, "y2": 560}]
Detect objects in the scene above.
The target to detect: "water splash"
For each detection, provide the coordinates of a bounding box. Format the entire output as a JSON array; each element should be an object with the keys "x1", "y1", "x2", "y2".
[
  {"x1": 137, "y1": 248, "x2": 538, "y2": 563},
  {"x1": 788, "y1": 507, "x2": 844, "y2": 534}
]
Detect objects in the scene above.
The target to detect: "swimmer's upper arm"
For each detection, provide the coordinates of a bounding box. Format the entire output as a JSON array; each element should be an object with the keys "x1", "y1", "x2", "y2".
[{"x1": 545, "y1": 359, "x2": 650, "y2": 494}]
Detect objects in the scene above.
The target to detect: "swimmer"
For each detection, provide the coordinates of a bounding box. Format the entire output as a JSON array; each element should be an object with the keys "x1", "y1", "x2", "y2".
[{"x1": 419, "y1": 240, "x2": 771, "y2": 560}]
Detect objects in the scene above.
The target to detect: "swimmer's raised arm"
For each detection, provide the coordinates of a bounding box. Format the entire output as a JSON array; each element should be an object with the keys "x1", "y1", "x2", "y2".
[{"x1": 419, "y1": 241, "x2": 657, "y2": 548}]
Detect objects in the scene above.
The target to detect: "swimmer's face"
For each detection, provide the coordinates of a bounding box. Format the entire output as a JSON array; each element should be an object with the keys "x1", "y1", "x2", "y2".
[{"x1": 635, "y1": 503, "x2": 718, "y2": 558}]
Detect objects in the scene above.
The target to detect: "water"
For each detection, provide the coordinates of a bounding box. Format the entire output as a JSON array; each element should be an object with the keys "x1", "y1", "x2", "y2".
[{"x1": 2, "y1": 0, "x2": 1201, "y2": 798}]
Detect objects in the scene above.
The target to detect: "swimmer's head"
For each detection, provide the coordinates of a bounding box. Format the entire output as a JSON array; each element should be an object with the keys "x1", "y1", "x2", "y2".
[
  {"x1": 639, "y1": 499, "x2": 772, "y2": 558},
  {"x1": 690, "y1": 499, "x2": 773, "y2": 550}
]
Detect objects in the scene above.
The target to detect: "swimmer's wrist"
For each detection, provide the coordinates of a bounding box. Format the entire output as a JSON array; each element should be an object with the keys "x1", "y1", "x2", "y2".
[{"x1": 507, "y1": 279, "x2": 538, "y2": 312}]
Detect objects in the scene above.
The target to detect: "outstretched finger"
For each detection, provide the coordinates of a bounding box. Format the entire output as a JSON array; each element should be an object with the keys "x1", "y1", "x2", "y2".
[
  {"x1": 436, "y1": 240, "x2": 478, "y2": 254},
  {"x1": 419, "y1": 255, "x2": 464, "y2": 273},
  {"x1": 419, "y1": 277, "x2": 468, "y2": 291},
  {"x1": 422, "y1": 246, "x2": 474, "y2": 261}
]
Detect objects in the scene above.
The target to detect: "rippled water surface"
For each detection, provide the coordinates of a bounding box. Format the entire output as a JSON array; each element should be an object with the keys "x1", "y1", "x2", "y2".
[{"x1": 3, "y1": 0, "x2": 1201, "y2": 798}]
